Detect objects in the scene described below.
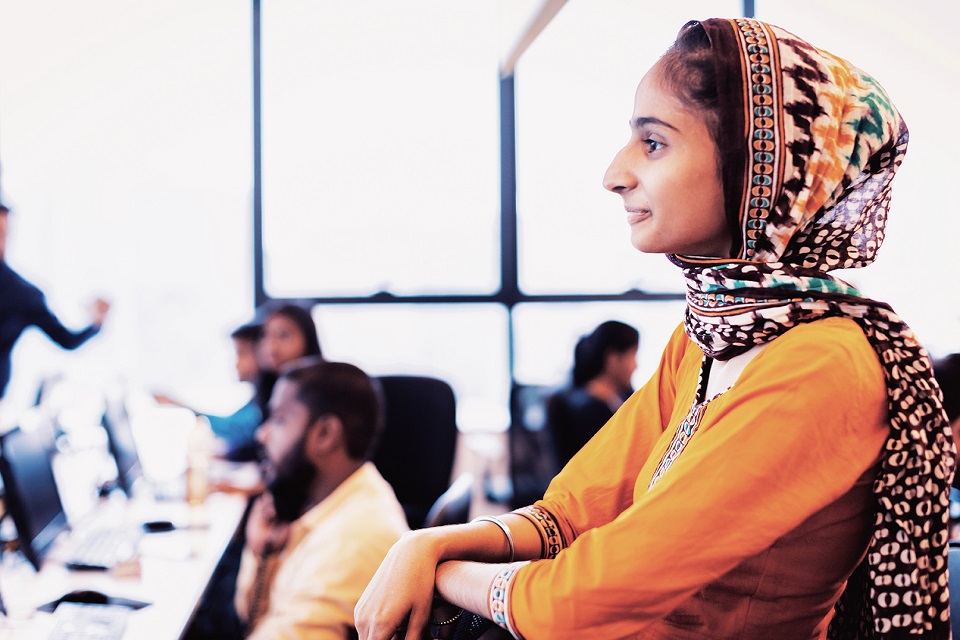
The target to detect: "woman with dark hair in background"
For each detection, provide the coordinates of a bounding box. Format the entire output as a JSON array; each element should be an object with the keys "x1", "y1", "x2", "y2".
[
  {"x1": 546, "y1": 320, "x2": 639, "y2": 467},
  {"x1": 254, "y1": 302, "x2": 324, "y2": 420},
  {"x1": 158, "y1": 302, "x2": 323, "y2": 461}
]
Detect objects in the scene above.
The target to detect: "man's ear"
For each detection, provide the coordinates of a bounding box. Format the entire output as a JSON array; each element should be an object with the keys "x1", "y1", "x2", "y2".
[{"x1": 306, "y1": 414, "x2": 344, "y2": 459}]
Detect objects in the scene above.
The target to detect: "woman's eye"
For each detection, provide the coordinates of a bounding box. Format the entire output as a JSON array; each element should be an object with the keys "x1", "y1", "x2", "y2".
[{"x1": 643, "y1": 138, "x2": 664, "y2": 153}]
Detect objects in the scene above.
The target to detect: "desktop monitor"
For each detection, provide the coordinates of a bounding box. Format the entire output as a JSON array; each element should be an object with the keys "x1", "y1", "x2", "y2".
[
  {"x1": 100, "y1": 395, "x2": 143, "y2": 496},
  {"x1": 0, "y1": 423, "x2": 70, "y2": 570}
]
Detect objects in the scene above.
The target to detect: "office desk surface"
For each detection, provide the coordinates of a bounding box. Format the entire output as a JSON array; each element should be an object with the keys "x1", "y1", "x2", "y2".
[{"x1": 0, "y1": 491, "x2": 248, "y2": 639}]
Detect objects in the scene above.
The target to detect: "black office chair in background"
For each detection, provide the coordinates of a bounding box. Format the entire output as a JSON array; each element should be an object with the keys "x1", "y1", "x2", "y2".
[
  {"x1": 372, "y1": 375, "x2": 459, "y2": 529},
  {"x1": 507, "y1": 383, "x2": 560, "y2": 510},
  {"x1": 423, "y1": 472, "x2": 474, "y2": 528}
]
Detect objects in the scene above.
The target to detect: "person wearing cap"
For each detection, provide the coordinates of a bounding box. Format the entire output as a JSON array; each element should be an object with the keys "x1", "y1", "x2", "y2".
[{"x1": 0, "y1": 202, "x2": 110, "y2": 398}]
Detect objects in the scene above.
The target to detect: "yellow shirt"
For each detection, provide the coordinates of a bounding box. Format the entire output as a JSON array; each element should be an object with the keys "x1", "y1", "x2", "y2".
[
  {"x1": 236, "y1": 462, "x2": 409, "y2": 640},
  {"x1": 509, "y1": 318, "x2": 889, "y2": 639}
]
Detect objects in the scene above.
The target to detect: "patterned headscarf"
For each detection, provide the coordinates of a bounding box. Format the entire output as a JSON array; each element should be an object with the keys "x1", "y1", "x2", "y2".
[{"x1": 666, "y1": 18, "x2": 956, "y2": 638}]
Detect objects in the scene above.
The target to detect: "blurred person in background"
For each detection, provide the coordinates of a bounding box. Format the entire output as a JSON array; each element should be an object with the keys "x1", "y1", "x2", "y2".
[
  {"x1": 0, "y1": 202, "x2": 110, "y2": 399},
  {"x1": 155, "y1": 321, "x2": 265, "y2": 461},
  {"x1": 546, "y1": 320, "x2": 639, "y2": 467},
  {"x1": 184, "y1": 302, "x2": 325, "y2": 640},
  {"x1": 156, "y1": 302, "x2": 323, "y2": 462},
  {"x1": 236, "y1": 360, "x2": 408, "y2": 639}
]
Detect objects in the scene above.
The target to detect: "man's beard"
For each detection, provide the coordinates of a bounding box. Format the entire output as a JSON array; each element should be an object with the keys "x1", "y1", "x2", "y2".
[{"x1": 267, "y1": 435, "x2": 318, "y2": 523}]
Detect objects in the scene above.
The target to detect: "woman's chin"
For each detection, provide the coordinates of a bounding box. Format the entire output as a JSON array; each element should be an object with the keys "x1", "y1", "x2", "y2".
[{"x1": 629, "y1": 231, "x2": 664, "y2": 254}]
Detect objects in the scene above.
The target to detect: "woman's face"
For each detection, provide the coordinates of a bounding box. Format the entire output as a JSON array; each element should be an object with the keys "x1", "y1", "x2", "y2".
[
  {"x1": 603, "y1": 63, "x2": 730, "y2": 258},
  {"x1": 260, "y1": 314, "x2": 308, "y2": 372},
  {"x1": 603, "y1": 346, "x2": 638, "y2": 393}
]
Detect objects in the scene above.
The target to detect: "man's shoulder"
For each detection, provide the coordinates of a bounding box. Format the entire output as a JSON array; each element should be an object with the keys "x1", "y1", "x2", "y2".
[
  {"x1": 0, "y1": 262, "x2": 43, "y2": 301},
  {"x1": 344, "y1": 465, "x2": 409, "y2": 526},
  {"x1": 306, "y1": 464, "x2": 409, "y2": 537}
]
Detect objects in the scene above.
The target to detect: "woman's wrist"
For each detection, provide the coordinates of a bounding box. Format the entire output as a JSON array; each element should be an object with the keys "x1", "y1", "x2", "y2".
[{"x1": 435, "y1": 560, "x2": 504, "y2": 620}]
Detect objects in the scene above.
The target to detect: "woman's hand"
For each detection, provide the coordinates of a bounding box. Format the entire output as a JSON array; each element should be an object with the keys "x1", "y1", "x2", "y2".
[{"x1": 355, "y1": 530, "x2": 443, "y2": 640}]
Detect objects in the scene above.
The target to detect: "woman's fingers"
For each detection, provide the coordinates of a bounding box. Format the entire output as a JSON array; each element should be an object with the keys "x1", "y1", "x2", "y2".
[
  {"x1": 354, "y1": 593, "x2": 407, "y2": 640},
  {"x1": 404, "y1": 603, "x2": 429, "y2": 640}
]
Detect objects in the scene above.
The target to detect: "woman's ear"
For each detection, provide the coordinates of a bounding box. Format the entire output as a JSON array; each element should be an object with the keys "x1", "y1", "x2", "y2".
[{"x1": 305, "y1": 414, "x2": 344, "y2": 459}]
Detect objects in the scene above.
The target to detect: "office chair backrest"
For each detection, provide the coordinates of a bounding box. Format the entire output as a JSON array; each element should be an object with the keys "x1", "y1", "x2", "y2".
[
  {"x1": 508, "y1": 383, "x2": 561, "y2": 510},
  {"x1": 423, "y1": 472, "x2": 474, "y2": 528},
  {"x1": 372, "y1": 375, "x2": 458, "y2": 529}
]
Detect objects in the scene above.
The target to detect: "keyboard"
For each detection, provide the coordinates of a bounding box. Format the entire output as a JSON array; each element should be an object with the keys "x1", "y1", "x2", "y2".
[
  {"x1": 63, "y1": 526, "x2": 140, "y2": 570},
  {"x1": 47, "y1": 602, "x2": 129, "y2": 640}
]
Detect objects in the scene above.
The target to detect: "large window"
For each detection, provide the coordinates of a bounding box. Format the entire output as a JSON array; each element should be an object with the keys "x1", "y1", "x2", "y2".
[
  {"x1": 2, "y1": 0, "x2": 957, "y2": 433},
  {"x1": 515, "y1": 0, "x2": 739, "y2": 295},
  {"x1": 0, "y1": 0, "x2": 252, "y2": 416},
  {"x1": 260, "y1": 0, "x2": 501, "y2": 298},
  {"x1": 255, "y1": 1, "x2": 743, "y2": 432}
]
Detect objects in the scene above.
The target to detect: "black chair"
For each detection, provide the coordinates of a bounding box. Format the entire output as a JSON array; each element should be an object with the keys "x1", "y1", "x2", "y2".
[
  {"x1": 507, "y1": 383, "x2": 561, "y2": 509},
  {"x1": 372, "y1": 375, "x2": 459, "y2": 529},
  {"x1": 423, "y1": 472, "x2": 474, "y2": 528}
]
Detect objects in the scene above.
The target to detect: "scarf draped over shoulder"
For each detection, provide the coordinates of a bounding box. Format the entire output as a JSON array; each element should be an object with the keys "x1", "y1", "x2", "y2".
[{"x1": 668, "y1": 18, "x2": 956, "y2": 639}]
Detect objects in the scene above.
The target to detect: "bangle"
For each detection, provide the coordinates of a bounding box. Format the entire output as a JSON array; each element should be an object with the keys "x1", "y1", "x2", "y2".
[{"x1": 472, "y1": 515, "x2": 515, "y2": 563}]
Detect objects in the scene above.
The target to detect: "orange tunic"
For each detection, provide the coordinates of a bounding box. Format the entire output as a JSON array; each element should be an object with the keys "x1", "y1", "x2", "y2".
[{"x1": 507, "y1": 317, "x2": 889, "y2": 640}]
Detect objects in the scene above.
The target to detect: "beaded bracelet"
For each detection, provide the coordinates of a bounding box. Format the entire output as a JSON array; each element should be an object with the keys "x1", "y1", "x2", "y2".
[
  {"x1": 472, "y1": 515, "x2": 516, "y2": 563},
  {"x1": 488, "y1": 563, "x2": 525, "y2": 637},
  {"x1": 427, "y1": 606, "x2": 464, "y2": 640}
]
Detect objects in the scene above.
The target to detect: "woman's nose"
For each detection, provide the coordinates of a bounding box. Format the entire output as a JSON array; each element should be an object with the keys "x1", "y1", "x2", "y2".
[{"x1": 603, "y1": 146, "x2": 637, "y2": 194}]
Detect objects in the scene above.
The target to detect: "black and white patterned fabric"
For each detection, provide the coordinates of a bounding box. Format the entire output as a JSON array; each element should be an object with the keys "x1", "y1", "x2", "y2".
[{"x1": 671, "y1": 18, "x2": 957, "y2": 638}]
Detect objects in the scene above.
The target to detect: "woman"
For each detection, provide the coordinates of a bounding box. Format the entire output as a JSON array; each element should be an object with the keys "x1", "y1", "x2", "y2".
[
  {"x1": 355, "y1": 18, "x2": 955, "y2": 640},
  {"x1": 208, "y1": 300, "x2": 324, "y2": 460},
  {"x1": 547, "y1": 320, "x2": 639, "y2": 467},
  {"x1": 156, "y1": 303, "x2": 324, "y2": 461},
  {"x1": 254, "y1": 302, "x2": 324, "y2": 422}
]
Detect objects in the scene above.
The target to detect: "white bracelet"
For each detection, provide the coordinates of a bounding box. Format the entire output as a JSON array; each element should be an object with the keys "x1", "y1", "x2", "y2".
[{"x1": 472, "y1": 515, "x2": 516, "y2": 563}]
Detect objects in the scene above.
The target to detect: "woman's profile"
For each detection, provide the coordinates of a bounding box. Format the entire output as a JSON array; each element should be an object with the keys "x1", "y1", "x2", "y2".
[{"x1": 355, "y1": 17, "x2": 955, "y2": 640}]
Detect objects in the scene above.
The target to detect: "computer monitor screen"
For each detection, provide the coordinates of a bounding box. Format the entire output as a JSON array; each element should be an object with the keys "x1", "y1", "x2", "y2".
[
  {"x1": 100, "y1": 395, "x2": 142, "y2": 496},
  {"x1": 0, "y1": 424, "x2": 69, "y2": 570}
]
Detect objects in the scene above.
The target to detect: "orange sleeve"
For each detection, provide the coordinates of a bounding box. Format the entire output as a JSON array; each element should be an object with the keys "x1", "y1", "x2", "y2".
[{"x1": 508, "y1": 318, "x2": 890, "y2": 640}]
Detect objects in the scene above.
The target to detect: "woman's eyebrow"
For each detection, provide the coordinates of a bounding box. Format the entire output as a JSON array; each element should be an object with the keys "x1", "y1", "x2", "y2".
[{"x1": 630, "y1": 116, "x2": 678, "y2": 132}]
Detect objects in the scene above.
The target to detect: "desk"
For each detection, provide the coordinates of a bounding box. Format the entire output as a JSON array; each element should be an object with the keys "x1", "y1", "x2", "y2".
[{"x1": 0, "y1": 491, "x2": 247, "y2": 639}]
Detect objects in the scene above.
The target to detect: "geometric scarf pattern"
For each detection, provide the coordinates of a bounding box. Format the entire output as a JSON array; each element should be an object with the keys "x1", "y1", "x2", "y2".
[{"x1": 669, "y1": 18, "x2": 957, "y2": 638}]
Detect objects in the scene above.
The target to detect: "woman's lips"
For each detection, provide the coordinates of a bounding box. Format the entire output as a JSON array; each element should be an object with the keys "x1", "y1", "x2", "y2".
[{"x1": 626, "y1": 209, "x2": 651, "y2": 224}]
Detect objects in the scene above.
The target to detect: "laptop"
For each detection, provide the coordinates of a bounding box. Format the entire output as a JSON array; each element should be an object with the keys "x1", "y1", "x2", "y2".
[
  {"x1": 0, "y1": 422, "x2": 71, "y2": 570},
  {"x1": 100, "y1": 393, "x2": 186, "y2": 502},
  {"x1": 100, "y1": 394, "x2": 144, "y2": 497},
  {"x1": 0, "y1": 422, "x2": 140, "y2": 571}
]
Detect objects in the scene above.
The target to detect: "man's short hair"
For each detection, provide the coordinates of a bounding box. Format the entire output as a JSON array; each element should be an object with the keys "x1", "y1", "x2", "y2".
[
  {"x1": 279, "y1": 361, "x2": 382, "y2": 460},
  {"x1": 230, "y1": 321, "x2": 262, "y2": 342},
  {"x1": 0, "y1": 203, "x2": 9, "y2": 214}
]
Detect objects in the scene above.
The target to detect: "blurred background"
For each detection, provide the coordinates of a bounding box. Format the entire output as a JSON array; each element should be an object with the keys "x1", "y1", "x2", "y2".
[{"x1": 0, "y1": 0, "x2": 957, "y2": 437}]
